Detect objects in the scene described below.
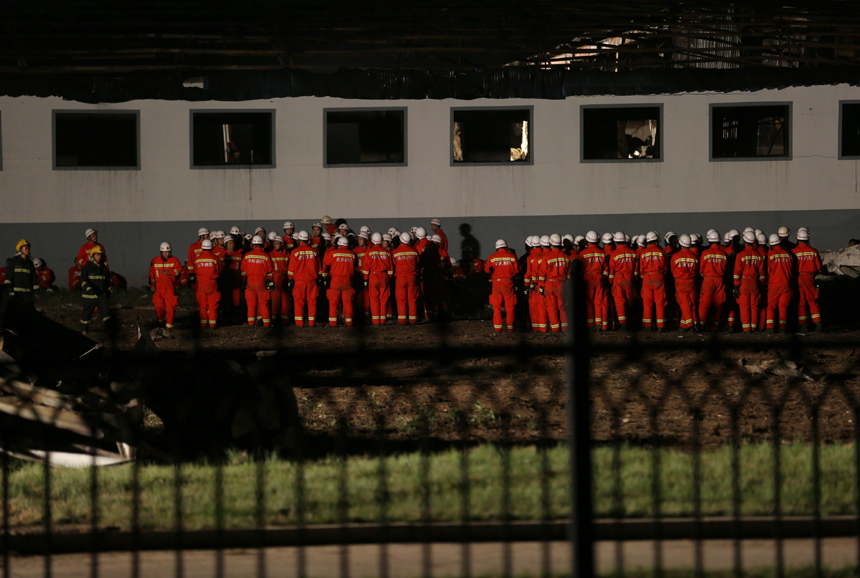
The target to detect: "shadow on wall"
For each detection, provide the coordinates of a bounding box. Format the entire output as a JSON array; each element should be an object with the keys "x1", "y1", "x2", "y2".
[{"x1": 459, "y1": 223, "x2": 480, "y2": 261}]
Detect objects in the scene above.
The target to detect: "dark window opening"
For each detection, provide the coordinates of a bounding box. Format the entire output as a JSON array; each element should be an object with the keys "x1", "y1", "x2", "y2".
[
  {"x1": 192, "y1": 111, "x2": 273, "y2": 167},
  {"x1": 712, "y1": 104, "x2": 789, "y2": 159},
  {"x1": 841, "y1": 103, "x2": 860, "y2": 158},
  {"x1": 452, "y1": 108, "x2": 531, "y2": 164},
  {"x1": 582, "y1": 106, "x2": 660, "y2": 160},
  {"x1": 54, "y1": 112, "x2": 138, "y2": 168},
  {"x1": 325, "y1": 109, "x2": 405, "y2": 166}
]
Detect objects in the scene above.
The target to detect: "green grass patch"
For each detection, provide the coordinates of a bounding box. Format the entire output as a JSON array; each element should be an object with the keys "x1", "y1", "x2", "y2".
[
  {"x1": 486, "y1": 570, "x2": 858, "y2": 578},
  {"x1": 6, "y1": 443, "x2": 857, "y2": 531}
]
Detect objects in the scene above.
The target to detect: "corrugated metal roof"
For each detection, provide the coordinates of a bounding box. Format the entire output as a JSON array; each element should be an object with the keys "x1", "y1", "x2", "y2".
[{"x1": 0, "y1": 67, "x2": 858, "y2": 104}]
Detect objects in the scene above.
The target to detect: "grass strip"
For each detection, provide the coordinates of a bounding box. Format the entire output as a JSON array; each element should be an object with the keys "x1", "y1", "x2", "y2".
[{"x1": 6, "y1": 443, "x2": 857, "y2": 531}]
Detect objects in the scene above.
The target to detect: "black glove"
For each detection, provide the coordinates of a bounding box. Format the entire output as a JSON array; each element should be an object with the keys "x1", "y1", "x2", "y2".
[
  {"x1": 287, "y1": 279, "x2": 294, "y2": 289},
  {"x1": 189, "y1": 274, "x2": 196, "y2": 284},
  {"x1": 733, "y1": 286, "x2": 740, "y2": 299},
  {"x1": 538, "y1": 286, "x2": 544, "y2": 295},
  {"x1": 266, "y1": 279, "x2": 275, "y2": 291}
]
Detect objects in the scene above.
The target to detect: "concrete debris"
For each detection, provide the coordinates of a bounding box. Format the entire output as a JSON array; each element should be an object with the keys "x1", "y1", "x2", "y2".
[
  {"x1": 820, "y1": 245, "x2": 860, "y2": 275},
  {"x1": 737, "y1": 358, "x2": 817, "y2": 382}
]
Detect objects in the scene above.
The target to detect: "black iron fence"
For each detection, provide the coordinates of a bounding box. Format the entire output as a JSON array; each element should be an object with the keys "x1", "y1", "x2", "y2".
[{"x1": 0, "y1": 278, "x2": 858, "y2": 577}]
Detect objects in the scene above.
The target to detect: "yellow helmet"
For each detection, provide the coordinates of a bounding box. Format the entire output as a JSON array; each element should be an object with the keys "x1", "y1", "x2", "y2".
[
  {"x1": 15, "y1": 239, "x2": 30, "y2": 252},
  {"x1": 89, "y1": 246, "x2": 104, "y2": 256}
]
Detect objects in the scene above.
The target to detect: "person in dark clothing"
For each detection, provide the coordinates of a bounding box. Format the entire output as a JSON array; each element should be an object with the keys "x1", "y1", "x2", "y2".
[
  {"x1": 80, "y1": 246, "x2": 113, "y2": 334},
  {"x1": 4, "y1": 239, "x2": 38, "y2": 306}
]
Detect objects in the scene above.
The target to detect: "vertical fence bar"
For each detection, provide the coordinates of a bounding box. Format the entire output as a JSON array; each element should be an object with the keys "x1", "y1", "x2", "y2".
[
  {"x1": 89, "y1": 440, "x2": 99, "y2": 578},
  {"x1": 1, "y1": 415, "x2": 8, "y2": 578},
  {"x1": 566, "y1": 271, "x2": 593, "y2": 578},
  {"x1": 43, "y1": 438, "x2": 51, "y2": 578}
]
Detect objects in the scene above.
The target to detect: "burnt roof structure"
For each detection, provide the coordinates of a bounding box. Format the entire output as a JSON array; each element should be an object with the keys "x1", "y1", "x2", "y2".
[{"x1": 1, "y1": 0, "x2": 859, "y2": 101}]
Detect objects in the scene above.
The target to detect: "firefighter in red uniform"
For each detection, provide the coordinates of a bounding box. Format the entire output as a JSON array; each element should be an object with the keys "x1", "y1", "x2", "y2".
[
  {"x1": 288, "y1": 231, "x2": 321, "y2": 327},
  {"x1": 793, "y1": 227, "x2": 823, "y2": 331},
  {"x1": 33, "y1": 259, "x2": 56, "y2": 291},
  {"x1": 523, "y1": 237, "x2": 545, "y2": 332},
  {"x1": 354, "y1": 232, "x2": 371, "y2": 323},
  {"x1": 363, "y1": 232, "x2": 394, "y2": 325},
  {"x1": 640, "y1": 231, "x2": 668, "y2": 331},
  {"x1": 310, "y1": 223, "x2": 324, "y2": 254},
  {"x1": 766, "y1": 234, "x2": 796, "y2": 333},
  {"x1": 282, "y1": 221, "x2": 298, "y2": 252},
  {"x1": 221, "y1": 236, "x2": 244, "y2": 324},
  {"x1": 755, "y1": 233, "x2": 769, "y2": 330},
  {"x1": 149, "y1": 242, "x2": 183, "y2": 329},
  {"x1": 462, "y1": 247, "x2": 484, "y2": 276},
  {"x1": 322, "y1": 237, "x2": 357, "y2": 327},
  {"x1": 671, "y1": 234, "x2": 699, "y2": 332},
  {"x1": 430, "y1": 219, "x2": 448, "y2": 254},
  {"x1": 608, "y1": 232, "x2": 638, "y2": 331},
  {"x1": 211, "y1": 231, "x2": 226, "y2": 262},
  {"x1": 580, "y1": 231, "x2": 609, "y2": 331},
  {"x1": 698, "y1": 230, "x2": 728, "y2": 332},
  {"x1": 186, "y1": 227, "x2": 210, "y2": 288},
  {"x1": 484, "y1": 239, "x2": 519, "y2": 333},
  {"x1": 242, "y1": 235, "x2": 275, "y2": 328},
  {"x1": 451, "y1": 258, "x2": 466, "y2": 283},
  {"x1": 733, "y1": 231, "x2": 766, "y2": 333},
  {"x1": 392, "y1": 232, "x2": 421, "y2": 325},
  {"x1": 541, "y1": 234, "x2": 569, "y2": 333},
  {"x1": 193, "y1": 240, "x2": 222, "y2": 328},
  {"x1": 268, "y1": 236, "x2": 290, "y2": 325},
  {"x1": 722, "y1": 229, "x2": 741, "y2": 332},
  {"x1": 76, "y1": 228, "x2": 108, "y2": 271},
  {"x1": 321, "y1": 216, "x2": 336, "y2": 237}
]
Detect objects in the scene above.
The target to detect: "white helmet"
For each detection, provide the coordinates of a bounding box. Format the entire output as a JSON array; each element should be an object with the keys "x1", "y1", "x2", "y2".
[
  {"x1": 321, "y1": 216, "x2": 332, "y2": 225},
  {"x1": 322, "y1": 233, "x2": 332, "y2": 241},
  {"x1": 201, "y1": 239, "x2": 213, "y2": 250},
  {"x1": 525, "y1": 235, "x2": 536, "y2": 247},
  {"x1": 797, "y1": 229, "x2": 809, "y2": 241},
  {"x1": 339, "y1": 223, "x2": 350, "y2": 232},
  {"x1": 798, "y1": 226, "x2": 809, "y2": 234},
  {"x1": 85, "y1": 228, "x2": 97, "y2": 239},
  {"x1": 359, "y1": 231, "x2": 370, "y2": 240},
  {"x1": 550, "y1": 233, "x2": 562, "y2": 246},
  {"x1": 382, "y1": 233, "x2": 392, "y2": 242},
  {"x1": 754, "y1": 229, "x2": 763, "y2": 237},
  {"x1": 679, "y1": 234, "x2": 692, "y2": 248},
  {"x1": 197, "y1": 227, "x2": 210, "y2": 237},
  {"x1": 574, "y1": 235, "x2": 585, "y2": 245},
  {"x1": 562, "y1": 234, "x2": 574, "y2": 244},
  {"x1": 160, "y1": 242, "x2": 172, "y2": 252},
  {"x1": 495, "y1": 239, "x2": 507, "y2": 249},
  {"x1": 646, "y1": 231, "x2": 659, "y2": 243},
  {"x1": 297, "y1": 231, "x2": 310, "y2": 242},
  {"x1": 214, "y1": 230, "x2": 225, "y2": 240},
  {"x1": 388, "y1": 227, "x2": 399, "y2": 237},
  {"x1": 769, "y1": 234, "x2": 781, "y2": 246},
  {"x1": 360, "y1": 226, "x2": 371, "y2": 235},
  {"x1": 254, "y1": 227, "x2": 265, "y2": 235},
  {"x1": 707, "y1": 230, "x2": 720, "y2": 243},
  {"x1": 450, "y1": 257, "x2": 458, "y2": 267},
  {"x1": 743, "y1": 231, "x2": 756, "y2": 244},
  {"x1": 539, "y1": 235, "x2": 550, "y2": 247},
  {"x1": 743, "y1": 227, "x2": 755, "y2": 235},
  {"x1": 602, "y1": 232, "x2": 614, "y2": 244},
  {"x1": 613, "y1": 231, "x2": 625, "y2": 243},
  {"x1": 371, "y1": 232, "x2": 383, "y2": 244},
  {"x1": 252, "y1": 235, "x2": 264, "y2": 245},
  {"x1": 690, "y1": 233, "x2": 701, "y2": 245},
  {"x1": 723, "y1": 232, "x2": 732, "y2": 244},
  {"x1": 224, "y1": 236, "x2": 234, "y2": 244},
  {"x1": 410, "y1": 226, "x2": 418, "y2": 234},
  {"x1": 430, "y1": 234, "x2": 443, "y2": 244},
  {"x1": 230, "y1": 226, "x2": 241, "y2": 235},
  {"x1": 337, "y1": 237, "x2": 349, "y2": 247},
  {"x1": 209, "y1": 231, "x2": 218, "y2": 240},
  {"x1": 33, "y1": 258, "x2": 44, "y2": 268},
  {"x1": 431, "y1": 218, "x2": 442, "y2": 227},
  {"x1": 756, "y1": 233, "x2": 767, "y2": 246},
  {"x1": 282, "y1": 221, "x2": 294, "y2": 230},
  {"x1": 415, "y1": 227, "x2": 427, "y2": 240},
  {"x1": 267, "y1": 231, "x2": 277, "y2": 241},
  {"x1": 585, "y1": 230, "x2": 599, "y2": 243},
  {"x1": 728, "y1": 229, "x2": 740, "y2": 239},
  {"x1": 400, "y1": 232, "x2": 412, "y2": 245},
  {"x1": 706, "y1": 228, "x2": 717, "y2": 239},
  {"x1": 312, "y1": 222, "x2": 322, "y2": 230},
  {"x1": 274, "y1": 235, "x2": 284, "y2": 243},
  {"x1": 244, "y1": 234, "x2": 253, "y2": 241},
  {"x1": 778, "y1": 226, "x2": 790, "y2": 239},
  {"x1": 664, "y1": 231, "x2": 677, "y2": 243},
  {"x1": 637, "y1": 236, "x2": 646, "y2": 248}
]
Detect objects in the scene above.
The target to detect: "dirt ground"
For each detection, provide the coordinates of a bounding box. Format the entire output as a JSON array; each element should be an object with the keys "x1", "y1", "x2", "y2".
[{"x1": 35, "y1": 295, "x2": 860, "y2": 450}]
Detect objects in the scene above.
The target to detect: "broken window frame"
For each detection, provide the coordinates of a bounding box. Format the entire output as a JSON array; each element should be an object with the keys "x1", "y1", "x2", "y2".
[
  {"x1": 450, "y1": 106, "x2": 534, "y2": 167},
  {"x1": 709, "y1": 102, "x2": 792, "y2": 162},
  {"x1": 323, "y1": 107, "x2": 408, "y2": 168},
  {"x1": 189, "y1": 109, "x2": 276, "y2": 170},
  {"x1": 580, "y1": 103, "x2": 663, "y2": 163},
  {"x1": 839, "y1": 100, "x2": 860, "y2": 160},
  {"x1": 52, "y1": 110, "x2": 141, "y2": 170}
]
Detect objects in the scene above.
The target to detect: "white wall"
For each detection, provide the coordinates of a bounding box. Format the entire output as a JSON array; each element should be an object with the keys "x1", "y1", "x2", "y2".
[{"x1": 2, "y1": 85, "x2": 859, "y2": 225}]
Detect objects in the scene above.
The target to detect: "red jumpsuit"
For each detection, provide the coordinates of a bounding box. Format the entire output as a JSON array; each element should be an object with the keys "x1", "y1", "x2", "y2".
[
  {"x1": 149, "y1": 255, "x2": 183, "y2": 328},
  {"x1": 323, "y1": 247, "x2": 357, "y2": 326},
  {"x1": 392, "y1": 244, "x2": 421, "y2": 325},
  {"x1": 732, "y1": 246, "x2": 766, "y2": 332},
  {"x1": 435, "y1": 229, "x2": 449, "y2": 254},
  {"x1": 77, "y1": 241, "x2": 108, "y2": 270},
  {"x1": 540, "y1": 247, "x2": 569, "y2": 332},
  {"x1": 757, "y1": 244, "x2": 769, "y2": 329},
  {"x1": 68, "y1": 266, "x2": 81, "y2": 290},
  {"x1": 663, "y1": 245, "x2": 679, "y2": 327},
  {"x1": 288, "y1": 244, "x2": 321, "y2": 327},
  {"x1": 269, "y1": 247, "x2": 290, "y2": 324},
  {"x1": 671, "y1": 248, "x2": 699, "y2": 330},
  {"x1": 36, "y1": 267, "x2": 55, "y2": 289},
  {"x1": 464, "y1": 257, "x2": 484, "y2": 276},
  {"x1": 484, "y1": 249, "x2": 519, "y2": 333},
  {"x1": 698, "y1": 244, "x2": 727, "y2": 331},
  {"x1": 193, "y1": 250, "x2": 222, "y2": 328},
  {"x1": 609, "y1": 244, "x2": 638, "y2": 327},
  {"x1": 793, "y1": 242, "x2": 822, "y2": 327},
  {"x1": 579, "y1": 245, "x2": 609, "y2": 329},
  {"x1": 363, "y1": 245, "x2": 394, "y2": 325},
  {"x1": 524, "y1": 248, "x2": 547, "y2": 332},
  {"x1": 766, "y1": 246, "x2": 796, "y2": 330},
  {"x1": 639, "y1": 245, "x2": 668, "y2": 329},
  {"x1": 221, "y1": 249, "x2": 244, "y2": 322},
  {"x1": 241, "y1": 248, "x2": 274, "y2": 327},
  {"x1": 186, "y1": 240, "x2": 203, "y2": 282},
  {"x1": 353, "y1": 245, "x2": 370, "y2": 321}
]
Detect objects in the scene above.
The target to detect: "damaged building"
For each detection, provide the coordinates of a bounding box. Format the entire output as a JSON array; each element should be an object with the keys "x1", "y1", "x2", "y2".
[{"x1": 0, "y1": 2, "x2": 860, "y2": 285}]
